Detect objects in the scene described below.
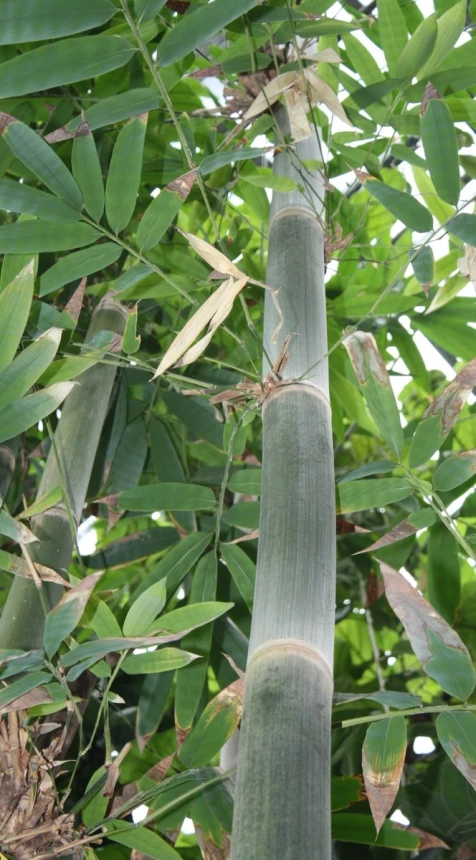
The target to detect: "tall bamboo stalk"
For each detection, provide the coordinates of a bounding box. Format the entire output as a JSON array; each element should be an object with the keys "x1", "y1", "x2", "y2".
[
  {"x1": 231, "y1": 107, "x2": 335, "y2": 859},
  {"x1": 0, "y1": 298, "x2": 127, "y2": 651}
]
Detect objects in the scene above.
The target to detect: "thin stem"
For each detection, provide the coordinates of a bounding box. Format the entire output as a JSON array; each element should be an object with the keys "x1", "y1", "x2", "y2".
[{"x1": 337, "y1": 701, "x2": 475, "y2": 729}]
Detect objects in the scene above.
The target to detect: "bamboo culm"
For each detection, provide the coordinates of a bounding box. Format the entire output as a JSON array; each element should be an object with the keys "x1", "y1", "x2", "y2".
[
  {"x1": 0, "y1": 299, "x2": 127, "y2": 651},
  {"x1": 231, "y1": 107, "x2": 336, "y2": 860}
]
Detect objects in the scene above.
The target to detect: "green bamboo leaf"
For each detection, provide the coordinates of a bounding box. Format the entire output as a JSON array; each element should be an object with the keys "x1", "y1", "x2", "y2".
[
  {"x1": 331, "y1": 814, "x2": 419, "y2": 848},
  {"x1": 343, "y1": 33, "x2": 385, "y2": 85},
  {"x1": 390, "y1": 144, "x2": 426, "y2": 169},
  {"x1": 436, "y1": 711, "x2": 476, "y2": 789},
  {"x1": 86, "y1": 527, "x2": 178, "y2": 569},
  {"x1": 427, "y1": 521, "x2": 460, "y2": 625},
  {"x1": 0, "y1": 671, "x2": 52, "y2": 711},
  {"x1": 129, "y1": 532, "x2": 211, "y2": 602},
  {"x1": 43, "y1": 572, "x2": 103, "y2": 658},
  {"x1": 409, "y1": 358, "x2": 476, "y2": 467},
  {"x1": 72, "y1": 128, "x2": 105, "y2": 222},
  {"x1": 175, "y1": 552, "x2": 217, "y2": 731},
  {"x1": 147, "y1": 601, "x2": 233, "y2": 635},
  {"x1": 337, "y1": 460, "x2": 396, "y2": 484},
  {"x1": 156, "y1": 0, "x2": 258, "y2": 66},
  {"x1": 121, "y1": 647, "x2": 198, "y2": 674},
  {"x1": 290, "y1": 19, "x2": 364, "y2": 37},
  {"x1": 136, "y1": 189, "x2": 183, "y2": 252},
  {"x1": 39, "y1": 356, "x2": 97, "y2": 386},
  {"x1": 61, "y1": 633, "x2": 182, "y2": 668},
  {"x1": 0, "y1": 381, "x2": 75, "y2": 444},
  {"x1": 1, "y1": 117, "x2": 82, "y2": 209},
  {"x1": 223, "y1": 501, "x2": 260, "y2": 531},
  {"x1": 66, "y1": 88, "x2": 160, "y2": 134},
  {"x1": 241, "y1": 173, "x2": 298, "y2": 193},
  {"x1": 380, "y1": 561, "x2": 476, "y2": 700},
  {"x1": 0, "y1": 179, "x2": 80, "y2": 223},
  {"x1": 17, "y1": 487, "x2": 63, "y2": 520},
  {"x1": 420, "y1": 90, "x2": 460, "y2": 207},
  {"x1": 447, "y1": 213, "x2": 476, "y2": 244},
  {"x1": 0, "y1": 221, "x2": 100, "y2": 254},
  {"x1": 220, "y1": 544, "x2": 256, "y2": 612},
  {"x1": 180, "y1": 677, "x2": 243, "y2": 768},
  {"x1": 395, "y1": 15, "x2": 437, "y2": 79},
  {"x1": 412, "y1": 166, "x2": 454, "y2": 224},
  {"x1": 362, "y1": 174, "x2": 433, "y2": 232},
  {"x1": 343, "y1": 331, "x2": 403, "y2": 456},
  {"x1": 377, "y1": 0, "x2": 408, "y2": 78},
  {"x1": 0, "y1": 328, "x2": 62, "y2": 410},
  {"x1": 417, "y1": 1, "x2": 466, "y2": 80},
  {"x1": 122, "y1": 305, "x2": 141, "y2": 354},
  {"x1": 106, "y1": 113, "x2": 147, "y2": 233},
  {"x1": 39, "y1": 243, "x2": 122, "y2": 296},
  {"x1": 119, "y1": 482, "x2": 217, "y2": 512},
  {"x1": 411, "y1": 245, "x2": 434, "y2": 291},
  {"x1": 134, "y1": 0, "x2": 167, "y2": 22},
  {"x1": 107, "y1": 822, "x2": 181, "y2": 859},
  {"x1": 81, "y1": 767, "x2": 108, "y2": 828},
  {"x1": 199, "y1": 147, "x2": 269, "y2": 176},
  {"x1": 228, "y1": 469, "x2": 262, "y2": 495},
  {"x1": 122, "y1": 581, "x2": 167, "y2": 637},
  {"x1": 0, "y1": 0, "x2": 117, "y2": 43},
  {"x1": 0, "y1": 510, "x2": 37, "y2": 545},
  {"x1": 433, "y1": 451, "x2": 476, "y2": 492},
  {"x1": 0, "y1": 260, "x2": 34, "y2": 373},
  {"x1": 85, "y1": 596, "x2": 123, "y2": 639},
  {"x1": 336, "y1": 479, "x2": 413, "y2": 514},
  {"x1": 0, "y1": 36, "x2": 136, "y2": 98},
  {"x1": 363, "y1": 716, "x2": 407, "y2": 835}
]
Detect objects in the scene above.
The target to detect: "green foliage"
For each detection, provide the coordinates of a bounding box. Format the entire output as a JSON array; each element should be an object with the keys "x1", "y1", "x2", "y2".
[{"x1": 0, "y1": 0, "x2": 474, "y2": 856}]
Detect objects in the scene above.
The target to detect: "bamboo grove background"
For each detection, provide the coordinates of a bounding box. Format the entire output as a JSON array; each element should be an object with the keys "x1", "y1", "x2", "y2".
[{"x1": 0, "y1": 0, "x2": 475, "y2": 858}]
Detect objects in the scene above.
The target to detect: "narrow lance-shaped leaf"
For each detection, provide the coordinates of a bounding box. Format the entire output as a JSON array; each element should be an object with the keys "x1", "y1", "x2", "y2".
[
  {"x1": 420, "y1": 84, "x2": 460, "y2": 207},
  {"x1": 357, "y1": 172, "x2": 433, "y2": 233},
  {"x1": 0, "y1": 259, "x2": 34, "y2": 373},
  {"x1": 409, "y1": 358, "x2": 476, "y2": 467},
  {"x1": 354, "y1": 508, "x2": 436, "y2": 555},
  {"x1": 0, "y1": 510, "x2": 37, "y2": 544},
  {"x1": 447, "y1": 213, "x2": 476, "y2": 245},
  {"x1": 0, "y1": 114, "x2": 82, "y2": 210},
  {"x1": 0, "y1": 179, "x2": 81, "y2": 223},
  {"x1": 0, "y1": 0, "x2": 117, "y2": 43},
  {"x1": 122, "y1": 581, "x2": 167, "y2": 637},
  {"x1": 136, "y1": 170, "x2": 196, "y2": 252},
  {"x1": 362, "y1": 716, "x2": 407, "y2": 835},
  {"x1": 395, "y1": 15, "x2": 437, "y2": 80},
  {"x1": 417, "y1": 0, "x2": 466, "y2": 80},
  {"x1": 145, "y1": 601, "x2": 233, "y2": 635},
  {"x1": 156, "y1": 0, "x2": 259, "y2": 66},
  {"x1": 0, "y1": 221, "x2": 101, "y2": 254},
  {"x1": 380, "y1": 561, "x2": 476, "y2": 700},
  {"x1": 411, "y1": 246, "x2": 434, "y2": 295},
  {"x1": 427, "y1": 521, "x2": 460, "y2": 625},
  {"x1": 121, "y1": 648, "x2": 198, "y2": 675},
  {"x1": 0, "y1": 382, "x2": 75, "y2": 445},
  {"x1": 377, "y1": 0, "x2": 408, "y2": 78},
  {"x1": 436, "y1": 711, "x2": 476, "y2": 789},
  {"x1": 433, "y1": 450, "x2": 476, "y2": 491},
  {"x1": 0, "y1": 328, "x2": 62, "y2": 410},
  {"x1": 118, "y1": 483, "x2": 217, "y2": 512},
  {"x1": 336, "y1": 479, "x2": 413, "y2": 514},
  {"x1": 106, "y1": 113, "x2": 147, "y2": 234},
  {"x1": 39, "y1": 243, "x2": 122, "y2": 297},
  {"x1": 72, "y1": 122, "x2": 105, "y2": 222},
  {"x1": 43, "y1": 572, "x2": 103, "y2": 658},
  {"x1": 220, "y1": 543, "x2": 256, "y2": 612},
  {"x1": 180, "y1": 677, "x2": 244, "y2": 768},
  {"x1": 0, "y1": 36, "x2": 136, "y2": 99},
  {"x1": 343, "y1": 331, "x2": 403, "y2": 456}
]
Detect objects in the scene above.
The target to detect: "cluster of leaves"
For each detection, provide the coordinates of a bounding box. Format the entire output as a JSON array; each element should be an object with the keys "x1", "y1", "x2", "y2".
[{"x1": 0, "y1": 0, "x2": 476, "y2": 857}]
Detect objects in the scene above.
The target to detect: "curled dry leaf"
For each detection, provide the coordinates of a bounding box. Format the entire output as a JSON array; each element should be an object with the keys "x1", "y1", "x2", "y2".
[
  {"x1": 177, "y1": 229, "x2": 240, "y2": 277},
  {"x1": 457, "y1": 245, "x2": 476, "y2": 291},
  {"x1": 424, "y1": 358, "x2": 476, "y2": 437},
  {"x1": 380, "y1": 561, "x2": 476, "y2": 700},
  {"x1": 362, "y1": 716, "x2": 407, "y2": 835}
]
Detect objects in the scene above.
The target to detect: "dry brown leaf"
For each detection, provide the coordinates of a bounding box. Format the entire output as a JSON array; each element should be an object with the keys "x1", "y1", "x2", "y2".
[
  {"x1": 153, "y1": 275, "x2": 248, "y2": 377},
  {"x1": 228, "y1": 529, "x2": 260, "y2": 544},
  {"x1": 0, "y1": 686, "x2": 54, "y2": 715},
  {"x1": 303, "y1": 68, "x2": 351, "y2": 126},
  {"x1": 458, "y1": 245, "x2": 476, "y2": 291},
  {"x1": 400, "y1": 825, "x2": 449, "y2": 849},
  {"x1": 166, "y1": 169, "x2": 196, "y2": 200},
  {"x1": 284, "y1": 86, "x2": 312, "y2": 141},
  {"x1": 424, "y1": 357, "x2": 476, "y2": 436},
  {"x1": 307, "y1": 48, "x2": 342, "y2": 64},
  {"x1": 0, "y1": 553, "x2": 70, "y2": 587},
  {"x1": 243, "y1": 72, "x2": 299, "y2": 121},
  {"x1": 52, "y1": 571, "x2": 103, "y2": 618},
  {"x1": 63, "y1": 277, "x2": 86, "y2": 324},
  {"x1": 177, "y1": 229, "x2": 241, "y2": 277},
  {"x1": 362, "y1": 716, "x2": 407, "y2": 835},
  {"x1": 354, "y1": 519, "x2": 418, "y2": 555}
]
